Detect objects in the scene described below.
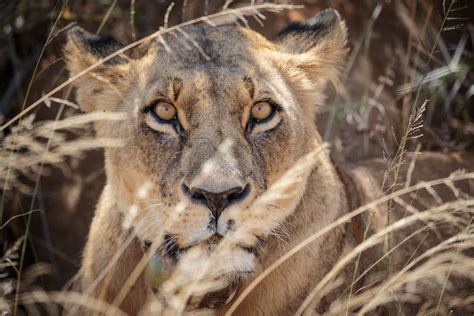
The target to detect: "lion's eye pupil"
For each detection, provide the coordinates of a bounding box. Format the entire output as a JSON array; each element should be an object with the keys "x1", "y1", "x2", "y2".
[
  {"x1": 251, "y1": 101, "x2": 273, "y2": 121},
  {"x1": 152, "y1": 102, "x2": 176, "y2": 122}
]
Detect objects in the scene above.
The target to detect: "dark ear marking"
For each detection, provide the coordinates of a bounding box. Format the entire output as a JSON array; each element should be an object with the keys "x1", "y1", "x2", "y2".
[
  {"x1": 277, "y1": 9, "x2": 345, "y2": 54},
  {"x1": 68, "y1": 27, "x2": 126, "y2": 64},
  {"x1": 278, "y1": 9, "x2": 341, "y2": 40}
]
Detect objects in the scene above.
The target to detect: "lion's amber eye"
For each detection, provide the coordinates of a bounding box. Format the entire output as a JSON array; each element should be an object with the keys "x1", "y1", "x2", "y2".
[
  {"x1": 151, "y1": 101, "x2": 176, "y2": 122},
  {"x1": 251, "y1": 101, "x2": 273, "y2": 122}
]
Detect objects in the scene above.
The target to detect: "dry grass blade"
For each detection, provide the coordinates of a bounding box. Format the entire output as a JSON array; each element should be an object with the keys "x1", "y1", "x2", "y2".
[
  {"x1": 0, "y1": 112, "x2": 126, "y2": 192},
  {"x1": 435, "y1": 216, "x2": 472, "y2": 314},
  {"x1": 12, "y1": 291, "x2": 127, "y2": 316},
  {"x1": 0, "y1": 237, "x2": 24, "y2": 264}
]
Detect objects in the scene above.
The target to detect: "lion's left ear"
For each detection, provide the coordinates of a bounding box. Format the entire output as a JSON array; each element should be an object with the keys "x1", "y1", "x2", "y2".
[{"x1": 276, "y1": 9, "x2": 348, "y2": 99}]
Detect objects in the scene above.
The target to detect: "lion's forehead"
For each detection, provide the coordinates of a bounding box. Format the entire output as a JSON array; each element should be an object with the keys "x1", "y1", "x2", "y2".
[
  {"x1": 142, "y1": 25, "x2": 269, "y2": 85},
  {"x1": 160, "y1": 25, "x2": 258, "y2": 65}
]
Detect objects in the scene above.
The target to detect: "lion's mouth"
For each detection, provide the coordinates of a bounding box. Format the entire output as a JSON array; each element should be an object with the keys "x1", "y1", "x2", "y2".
[
  {"x1": 143, "y1": 231, "x2": 261, "y2": 265},
  {"x1": 155, "y1": 233, "x2": 225, "y2": 260}
]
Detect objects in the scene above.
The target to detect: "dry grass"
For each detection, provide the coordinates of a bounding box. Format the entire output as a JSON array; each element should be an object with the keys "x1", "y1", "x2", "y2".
[{"x1": 0, "y1": 0, "x2": 472, "y2": 315}]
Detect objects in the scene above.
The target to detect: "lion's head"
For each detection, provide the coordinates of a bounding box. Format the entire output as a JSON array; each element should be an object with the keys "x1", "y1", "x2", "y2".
[{"x1": 65, "y1": 9, "x2": 347, "y2": 308}]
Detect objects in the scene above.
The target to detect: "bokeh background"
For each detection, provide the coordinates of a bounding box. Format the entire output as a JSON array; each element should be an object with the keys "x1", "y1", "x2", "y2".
[{"x1": 0, "y1": 0, "x2": 473, "y2": 303}]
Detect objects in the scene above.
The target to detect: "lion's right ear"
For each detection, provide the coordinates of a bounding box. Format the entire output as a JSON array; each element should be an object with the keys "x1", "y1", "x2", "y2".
[{"x1": 64, "y1": 27, "x2": 132, "y2": 112}]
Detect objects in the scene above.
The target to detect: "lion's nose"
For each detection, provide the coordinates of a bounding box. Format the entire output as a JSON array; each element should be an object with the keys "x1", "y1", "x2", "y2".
[{"x1": 183, "y1": 184, "x2": 250, "y2": 219}]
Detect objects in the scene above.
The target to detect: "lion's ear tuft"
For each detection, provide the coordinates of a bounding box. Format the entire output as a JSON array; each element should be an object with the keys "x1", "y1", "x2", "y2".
[
  {"x1": 276, "y1": 9, "x2": 349, "y2": 96},
  {"x1": 64, "y1": 27, "x2": 132, "y2": 113}
]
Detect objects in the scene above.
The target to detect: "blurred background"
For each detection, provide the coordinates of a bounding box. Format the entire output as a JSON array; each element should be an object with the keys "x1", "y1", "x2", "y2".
[{"x1": 0, "y1": 0, "x2": 473, "y2": 307}]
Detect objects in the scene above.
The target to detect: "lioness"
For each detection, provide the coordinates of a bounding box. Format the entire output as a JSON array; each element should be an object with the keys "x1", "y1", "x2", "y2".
[{"x1": 65, "y1": 9, "x2": 474, "y2": 315}]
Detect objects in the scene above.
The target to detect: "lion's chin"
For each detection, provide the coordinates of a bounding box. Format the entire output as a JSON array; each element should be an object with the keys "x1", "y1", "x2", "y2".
[
  {"x1": 188, "y1": 276, "x2": 240, "y2": 309},
  {"x1": 149, "y1": 251, "x2": 240, "y2": 309},
  {"x1": 148, "y1": 234, "x2": 248, "y2": 310}
]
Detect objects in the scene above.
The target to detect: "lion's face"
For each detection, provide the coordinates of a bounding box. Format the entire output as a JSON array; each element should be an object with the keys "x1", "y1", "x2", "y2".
[
  {"x1": 66, "y1": 9, "x2": 347, "y2": 306},
  {"x1": 112, "y1": 26, "x2": 316, "y2": 254}
]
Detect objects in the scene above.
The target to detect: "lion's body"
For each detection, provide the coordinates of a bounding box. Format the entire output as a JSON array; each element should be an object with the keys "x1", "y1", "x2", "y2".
[
  {"x1": 79, "y1": 152, "x2": 474, "y2": 315},
  {"x1": 65, "y1": 9, "x2": 474, "y2": 315}
]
